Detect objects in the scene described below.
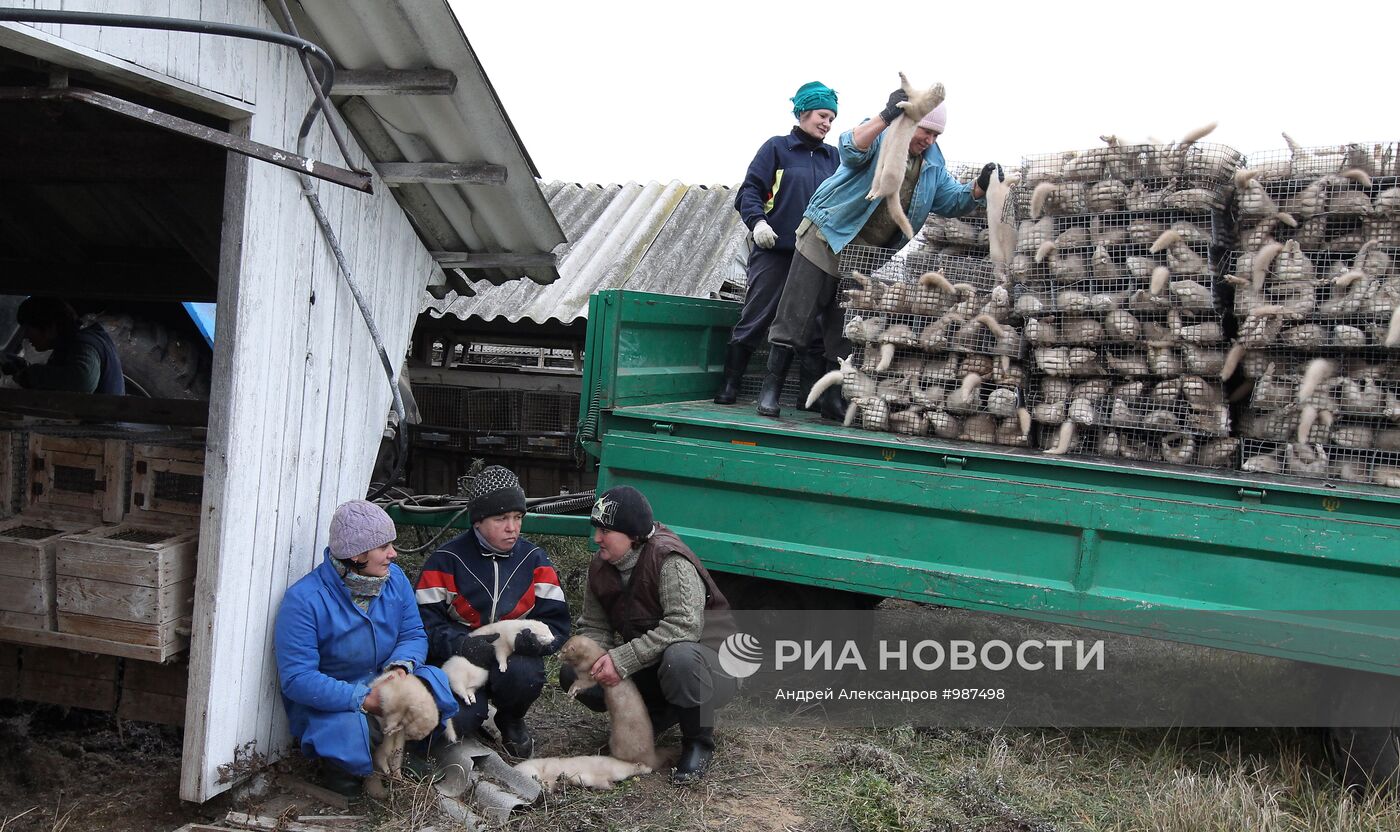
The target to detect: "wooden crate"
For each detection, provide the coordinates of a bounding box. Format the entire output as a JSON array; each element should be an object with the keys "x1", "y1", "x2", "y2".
[
  {"x1": 17, "y1": 645, "x2": 119, "y2": 710},
  {"x1": 118, "y1": 657, "x2": 189, "y2": 726},
  {"x1": 55, "y1": 443, "x2": 202, "y2": 662},
  {"x1": 25, "y1": 434, "x2": 127, "y2": 523},
  {"x1": 0, "y1": 516, "x2": 98, "y2": 630},
  {"x1": 0, "y1": 433, "x2": 120, "y2": 634}
]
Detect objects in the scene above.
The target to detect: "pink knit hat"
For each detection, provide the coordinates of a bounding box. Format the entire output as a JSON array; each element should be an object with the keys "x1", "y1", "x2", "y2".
[{"x1": 918, "y1": 102, "x2": 947, "y2": 134}]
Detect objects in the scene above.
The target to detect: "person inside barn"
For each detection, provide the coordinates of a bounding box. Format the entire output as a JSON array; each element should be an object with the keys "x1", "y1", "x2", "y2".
[
  {"x1": 274, "y1": 499, "x2": 458, "y2": 798},
  {"x1": 414, "y1": 466, "x2": 570, "y2": 759},
  {"x1": 0, "y1": 297, "x2": 125, "y2": 394},
  {"x1": 713, "y1": 81, "x2": 840, "y2": 412},
  {"x1": 561, "y1": 485, "x2": 738, "y2": 785},
  {"x1": 756, "y1": 87, "x2": 1000, "y2": 419}
]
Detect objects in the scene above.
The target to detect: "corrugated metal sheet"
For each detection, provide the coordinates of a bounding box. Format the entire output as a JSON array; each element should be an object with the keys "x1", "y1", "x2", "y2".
[
  {"x1": 291, "y1": 0, "x2": 567, "y2": 288},
  {"x1": 419, "y1": 180, "x2": 749, "y2": 325}
]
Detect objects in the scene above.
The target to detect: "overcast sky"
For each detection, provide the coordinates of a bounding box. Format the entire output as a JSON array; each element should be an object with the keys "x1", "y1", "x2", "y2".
[{"x1": 451, "y1": 1, "x2": 1397, "y2": 186}]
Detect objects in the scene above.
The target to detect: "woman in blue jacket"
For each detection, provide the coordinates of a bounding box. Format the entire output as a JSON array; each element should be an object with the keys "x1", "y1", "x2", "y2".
[
  {"x1": 713, "y1": 81, "x2": 840, "y2": 409},
  {"x1": 275, "y1": 499, "x2": 457, "y2": 797}
]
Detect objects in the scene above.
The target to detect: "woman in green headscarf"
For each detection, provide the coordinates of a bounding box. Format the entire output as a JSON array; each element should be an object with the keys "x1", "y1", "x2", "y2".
[{"x1": 714, "y1": 81, "x2": 840, "y2": 408}]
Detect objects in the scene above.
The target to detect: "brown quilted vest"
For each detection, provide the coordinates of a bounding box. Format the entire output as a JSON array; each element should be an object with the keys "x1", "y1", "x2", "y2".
[{"x1": 588, "y1": 523, "x2": 736, "y2": 650}]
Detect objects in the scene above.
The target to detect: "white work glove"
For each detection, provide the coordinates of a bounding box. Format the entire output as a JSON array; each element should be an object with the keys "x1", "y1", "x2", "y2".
[{"x1": 752, "y1": 220, "x2": 778, "y2": 249}]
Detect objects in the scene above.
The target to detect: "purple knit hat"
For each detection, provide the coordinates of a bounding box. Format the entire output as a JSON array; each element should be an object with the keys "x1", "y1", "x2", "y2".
[{"x1": 328, "y1": 499, "x2": 396, "y2": 559}]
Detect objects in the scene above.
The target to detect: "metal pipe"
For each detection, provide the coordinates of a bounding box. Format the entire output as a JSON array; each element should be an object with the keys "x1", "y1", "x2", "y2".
[
  {"x1": 0, "y1": 9, "x2": 336, "y2": 93},
  {"x1": 268, "y1": 0, "x2": 358, "y2": 174},
  {"x1": 0, "y1": 86, "x2": 373, "y2": 192}
]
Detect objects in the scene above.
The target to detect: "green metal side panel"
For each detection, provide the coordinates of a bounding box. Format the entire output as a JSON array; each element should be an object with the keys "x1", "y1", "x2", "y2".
[
  {"x1": 578, "y1": 291, "x2": 738, "y2": 458},
  {"x1": 581, "y1": 290, "x2": 1400, "y2": 673}
]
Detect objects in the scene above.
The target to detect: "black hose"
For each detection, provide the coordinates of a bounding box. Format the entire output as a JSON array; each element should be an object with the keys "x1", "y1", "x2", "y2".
[{"x1": 0, "y1": 9, "x2": 336, "y2": 96}]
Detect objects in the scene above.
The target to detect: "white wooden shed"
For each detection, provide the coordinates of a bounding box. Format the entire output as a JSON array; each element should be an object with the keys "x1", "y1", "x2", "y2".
[{"x1": 0, "y1": 0, "x2": 564, "y2": 802}]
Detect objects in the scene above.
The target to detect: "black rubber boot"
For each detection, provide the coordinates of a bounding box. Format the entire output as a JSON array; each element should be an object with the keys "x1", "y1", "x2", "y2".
[
  {"x1": 670, "y1": 707, "x2": 715, "y2": 786},
  {"x1": 755, "y1": 345, "x2": 794, "y2": 418},
  {"x1": 494, "y1": 713, "x2": 535, "y2": 759},
  {"x1": 713, "y1": 342, "x2": 754, "y2": 405},
  {"x1": 797, "y1": 350, "x2": 826, "y2": 413},
  {"x1": 319, "y1": 761, "x2": 364, "y2": 798}
]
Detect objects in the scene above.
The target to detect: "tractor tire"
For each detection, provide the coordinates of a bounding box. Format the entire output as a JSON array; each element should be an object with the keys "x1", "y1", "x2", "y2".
[
  {"x1": 1327, "y1": 727, "x2": 1400, "y2": 794},
  {"x1": 97, "y1": 312, "x2": 210, "y2": 400},
  {"x1": 1324, "y1": 670, "x2": 1400, "y2": 794}
]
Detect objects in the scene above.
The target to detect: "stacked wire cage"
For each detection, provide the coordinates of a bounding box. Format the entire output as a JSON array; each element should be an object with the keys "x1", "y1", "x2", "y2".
[
  {"x1": 1230, "y1": 142, "x2": 1400, "y2": 487},
  {"x1": 1016, "y1": 140, "x2": 1242, "y2": 467},
  {"x1": 834, "y1": 243, "x2": 1030, "y2": 447},
  {"x1": 910, "y1": 164, "x2": 1000, "y2": 260}
]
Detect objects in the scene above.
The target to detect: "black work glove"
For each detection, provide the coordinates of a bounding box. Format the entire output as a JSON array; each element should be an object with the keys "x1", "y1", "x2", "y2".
[
  {"x1": 878, "y1": 89, "x2": 909, "y2": 125},
  {"x1": 976, "y1": 162, "x2": 1003, "y2": 193},
  {"x1": 0, "y1": 353, "x2": 25, "y2": 377},
  {"x1": 455, "y1": 631, "x2": 499, "y2": 668},
  {"x1": 512, "y1": 628, "x2": 550, "y2": 657}
]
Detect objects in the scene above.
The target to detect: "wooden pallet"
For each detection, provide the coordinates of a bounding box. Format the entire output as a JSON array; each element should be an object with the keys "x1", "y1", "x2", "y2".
[
  {"x1": 16, "y1": 644, "x2": 120, "y2": 710},
  {"x1": 118, "y1": 656, "x2": 189, "y2": 726}
]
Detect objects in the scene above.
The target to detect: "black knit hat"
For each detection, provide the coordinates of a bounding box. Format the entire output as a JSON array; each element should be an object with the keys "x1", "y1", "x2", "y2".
[
  {"x1": 590, "y1": 485, "x2": 654, "y2": 541},
  {"x1": 467, "y1": 466, "x2": 527, "y2": 524}
]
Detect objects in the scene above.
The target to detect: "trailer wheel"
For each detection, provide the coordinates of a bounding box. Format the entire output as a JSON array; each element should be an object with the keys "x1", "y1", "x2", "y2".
[
  {"x1": 713, "y1": 573, "x2": 880, "y2": 611},
  {"x1": 1324, "y1": 670, "x2": 1400, "y2": 794},
  {"x1": 1327, "y1": 727, "x2": 1400, "y2": 793},
  {"x1": 98, "y1": 313, "x2": 210, "y2": 400}
]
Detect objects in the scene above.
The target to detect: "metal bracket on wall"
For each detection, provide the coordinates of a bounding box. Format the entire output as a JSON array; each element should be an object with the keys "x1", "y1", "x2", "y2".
[{"x1": 0, "y1": 86, "x2": 373, "y2": 193}]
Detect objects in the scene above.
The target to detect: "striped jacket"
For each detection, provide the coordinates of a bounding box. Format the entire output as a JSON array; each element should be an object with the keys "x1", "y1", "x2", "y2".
[{"x1": 413, "y1": 530, "x2": 570, "y2": 663}]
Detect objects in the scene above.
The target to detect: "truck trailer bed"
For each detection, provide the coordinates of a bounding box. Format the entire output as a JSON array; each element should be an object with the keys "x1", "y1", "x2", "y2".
[{"x1": 575, "y1": 291, "x2": 1400, "y2": 675}]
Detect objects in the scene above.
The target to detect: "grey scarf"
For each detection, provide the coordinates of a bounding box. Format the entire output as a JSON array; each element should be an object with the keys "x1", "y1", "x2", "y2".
[{"x1": 333, "y1": 556, "x2": 388, "y2": 612}]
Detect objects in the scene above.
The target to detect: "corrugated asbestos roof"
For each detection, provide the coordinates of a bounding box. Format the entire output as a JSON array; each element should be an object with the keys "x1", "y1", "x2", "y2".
[
  {"x1": 418, "y1": 180, "x2": 749, "y2": 326},
  {"x1": 291, "y1": 0, "x2": 567, "y2": 290}
]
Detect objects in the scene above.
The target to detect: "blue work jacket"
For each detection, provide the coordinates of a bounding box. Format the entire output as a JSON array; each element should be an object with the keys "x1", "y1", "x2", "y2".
[
  {"x1": 803, "y1": 124, "x2": 980, "y2": 254},
  {"x1": 275, "y1": 550, "x2": 458, "y2": 776}
]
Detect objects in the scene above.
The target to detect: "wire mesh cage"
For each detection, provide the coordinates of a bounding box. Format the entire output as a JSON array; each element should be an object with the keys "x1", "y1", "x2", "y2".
[
  {"x1": 1241, "y1": 143, "x2": 1400, "y2": 183},
  {"x1": 1228, "y1": 249, "x2": 1400, "y2": 341},
  {"x1": 1028, "y1": 376, "x2": 1230, "y2": 438},
  {"x1": 1016, "y1": 142, "x2": 1242, "y2": 217},
  {"x1": 1244, "y1": 361, "x2": 1400, "y2": 418},
  {"x1": 415, "y1": 384, "x2": 471, "y2": 430},
  {"x1": 1240, "y1": 438, "x2": 1400, "y2": 487},
  {"x1": 1037, "y1": 423, "x2": 1239, "y2": 468},
  {"x1": 464, "y1": 389, "x2": 522, "y2": 454},
  {"x1": 521, "y1": 391, "x2": 580, "y2": 459}
]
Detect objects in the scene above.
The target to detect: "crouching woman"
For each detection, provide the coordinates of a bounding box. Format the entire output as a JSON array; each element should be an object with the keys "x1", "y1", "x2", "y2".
[
  {"x1": 562, "y1": 486, "x2": 739, "y2": 785},
  {"x1": 275, "y1": 499, "x2": 458, "y2": 797}
]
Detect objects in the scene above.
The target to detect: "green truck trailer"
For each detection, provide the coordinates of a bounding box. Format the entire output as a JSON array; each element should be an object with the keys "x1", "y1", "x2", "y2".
[{"x1": 393, "y1": 288, "x2": 1400, "y2": 786}]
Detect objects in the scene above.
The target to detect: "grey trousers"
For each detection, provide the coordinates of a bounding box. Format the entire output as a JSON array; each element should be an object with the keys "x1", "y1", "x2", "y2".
[
  {"x1": 768, "y1": 250, "x2": 849, "y2": 362},
  {"x1": 559, "y1": 641, "x2": 738, "y2": 729}
]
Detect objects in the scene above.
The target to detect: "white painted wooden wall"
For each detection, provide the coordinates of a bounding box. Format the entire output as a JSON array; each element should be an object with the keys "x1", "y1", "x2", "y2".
[{"x1": 5, "y1": 0, "x2": 440, "y2": 801}]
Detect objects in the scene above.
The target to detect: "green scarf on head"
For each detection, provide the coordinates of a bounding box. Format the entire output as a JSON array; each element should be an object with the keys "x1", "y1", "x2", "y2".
[{"x1": 791, "y1": 81, "x2": 838, "y2": 118}]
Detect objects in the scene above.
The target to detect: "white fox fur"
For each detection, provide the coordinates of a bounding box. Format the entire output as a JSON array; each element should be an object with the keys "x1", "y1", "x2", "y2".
[
  {"x1": 559, "y1": 635, "x2": 670, "y2": 770},
  {"x1": 1296, "y1": 358, "x2": 1336, "y2": 403},
  {"x1": 515, "y1": 755, "x2": 651, "y2": 792},
  {"x1": 441, "y1": 655, "x2": 490, "y2": 705},
  {"x1": 865, "y1": 73, "x2": 945, "y2": 241},
  {"x1": 366, "y1": 672, "x2": 451, "y2": 797},
  {"x1": 984, "y1": 167, "x2": 1019, "y2": 264},
  {"x1": 470, "y1": 619, "x2": 555, "y2": 672}
]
